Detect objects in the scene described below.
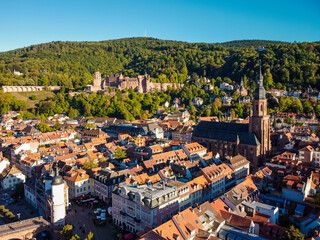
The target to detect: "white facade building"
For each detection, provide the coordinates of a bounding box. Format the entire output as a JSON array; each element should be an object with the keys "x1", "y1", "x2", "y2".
[
  {"x1": 0, "y1": 158, "x2": 10, "y2": 174},
  {"x1": 251, "y1": 201, "x2": 279, "y2": 224},
  {"x1": 51, "y1": 168, "x2": 66, "y2": 226},
  {"x1": 219, "y1": 82, "x2": 234, "y2": 91},
  {"x1": 0, "y1": 166, "x2": 26, "y2": 190},
  {"x1": 312, "y1": 147, "x2": 320, "y2": 167}
]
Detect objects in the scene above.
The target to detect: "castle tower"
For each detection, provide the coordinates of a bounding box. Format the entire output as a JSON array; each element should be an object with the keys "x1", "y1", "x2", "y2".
[
  {"x1": 249, "y1": 67, "x2": 271, "y2": 163},
  {"x1": 93, "y1": 72, "x2": 102, "y2": 88},
  {"x1": 51, "y1": 167, "x2": 66, "y2": 226},
  {"x1": 137, "y1": 75, "x2": 143, "y2": 93},
  {"x1": 144, "y1": 72, "x2": 150, "y2": 93}
]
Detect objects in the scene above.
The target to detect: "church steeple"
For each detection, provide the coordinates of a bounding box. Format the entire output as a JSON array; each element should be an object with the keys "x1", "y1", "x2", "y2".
[
  {"x1": 259, "y1": 66, "x2": 263, "y2": 85},
  {"x1": 249, "y1": 64, "x2": 271, "y2": 166},
  {"x1": 254, "y1": 66, "x2": 266, "y2": 100}
]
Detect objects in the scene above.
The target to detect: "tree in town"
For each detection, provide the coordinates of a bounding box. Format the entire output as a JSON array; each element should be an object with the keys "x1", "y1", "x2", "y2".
[
  {"x1": 17, "y1": 111, "x2": 35, "y2": 119},
  {"x1": 273, "y1": 117, "x2": 277, "y2": 128},
  {"x1": 60, "y1": 224, "x2": 74, "y2": 240},
  {"x1": 98, "y1": 157, "x2": 107, "y2": 163},
  {"x1": 53, "y1": 120, "x2": 61, "y2": 131},
  {"x1": 68, "y1": 107, "x2": 80, "y2": 118},
  {"x1": 282, "y1": 225, "x2": 304, "y2": 240},
  {"x1": 82, "y1": 160, "x2": 98, "y2": 170},
  {"x1": 36, "y1": 123, "x2": 52, "y2": 133},
  {"x1": 232, "y1": 91, "x2": 240, "y2": 102},
  {"x1": 303, "y1": 100, "x2": 314, "y2": 114},
  {"x1": 70, "y1": 235, "x2": 81, "y2": 240},
  {"x1": 85, "y1": 232, "x2": 95, "y2": 240},
  {"x1": 213, "y1": 86, "x2": 219, "y2": 95},
  {"x1": 264, "y1": 68, "x2": 274, "y2": 90},
  {"x1": 284, "y1": 116, "x2": 294, "y2": 125},
  {"x1": 85, "y1": 123, "x2": 97, "y2": 129},
  {"x1": 114, "y1": 147, "x2": 127, "y2": 160},
  {"x1": 311, "y1": 193, "x2": 320, "y2": 209},
  {"x1": 291, "y1": 98, "x2": 303, "y2": 113},
  {"x1": 213, "y1": 97, "x2": 222, "y2": 109}
]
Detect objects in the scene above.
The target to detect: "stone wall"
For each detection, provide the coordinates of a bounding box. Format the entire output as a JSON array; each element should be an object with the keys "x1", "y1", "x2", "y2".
[
  {"x1": 2, "y1": 86, "x2": 60, "y2": 93},
  {"x1": 0, "y1": 216, "x2": 50, "y2": 240},
  {"x1": 150, "y1": 82, "x2": 184, "y2": 92}
]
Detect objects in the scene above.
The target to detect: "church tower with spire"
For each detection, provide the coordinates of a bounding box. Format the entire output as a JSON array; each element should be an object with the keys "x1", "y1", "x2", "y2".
[{"x1": 249, "y1": 67, "x2": 271, "y2": 162}]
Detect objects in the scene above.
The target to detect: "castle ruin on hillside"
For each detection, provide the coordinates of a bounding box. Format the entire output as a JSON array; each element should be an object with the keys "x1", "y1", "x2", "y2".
[{"x1": 85, "y1": 72, "x2": 182, "y2": 93}]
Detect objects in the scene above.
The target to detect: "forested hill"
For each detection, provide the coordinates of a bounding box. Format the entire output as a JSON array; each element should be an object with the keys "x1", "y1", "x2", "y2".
[
  {"x1": 0, "y1": 37, "x2": 319, "y2": 89},
  {"x1": 218, "y1": 40, "x2": 288, "y2": 48}
]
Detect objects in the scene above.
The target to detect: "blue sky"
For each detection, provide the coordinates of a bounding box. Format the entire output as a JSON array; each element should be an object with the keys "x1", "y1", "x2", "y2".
[{"x1": 0, "y1": 0, "x2": 319, "y2": 52}]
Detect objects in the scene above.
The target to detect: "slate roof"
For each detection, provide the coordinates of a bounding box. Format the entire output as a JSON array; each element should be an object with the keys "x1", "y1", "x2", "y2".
[
  {"x1": 193, "y1": 121, "x2": 260, "y2": 146},
  {"x1": 254, "y1": 68, "x2": 266, "y2": 100},
  {"x1": 22, "y1": 125, "x2": 41, "y2": 135}
]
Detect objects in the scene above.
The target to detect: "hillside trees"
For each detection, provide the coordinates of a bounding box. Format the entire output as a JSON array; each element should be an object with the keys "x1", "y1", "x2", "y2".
[{"x1": 0, "y1": 38, "x2": 319, "y2": 89}]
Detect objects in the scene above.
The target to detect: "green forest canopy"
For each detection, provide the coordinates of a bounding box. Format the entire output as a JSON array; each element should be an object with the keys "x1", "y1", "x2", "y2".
[{"x1": 0, "y1": 38, "x2": 319, "y2": 89}]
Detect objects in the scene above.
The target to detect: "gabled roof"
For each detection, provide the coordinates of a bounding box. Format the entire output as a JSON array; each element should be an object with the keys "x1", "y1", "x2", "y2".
[
  {"x1": 259, "y1": 222, "x2": 287, "y2": 240},
  {"x1": 172, "y1": 208, "x2": 203, "y2": 239},
  {"x1": 300, "y1": 145, "x2": 314, "y2": 152},
  {"x1": 140, "y1": 220, "x2": 183, "y2": 240},
  {"x1": 193, "y1": 121, "x2": 260, "y2": 146},
  {"x1": 193, "y1": 201, "x2": 224, "y2": 224},
  {"x1": 201, "y1": 163, "x2": 234, "y2": 183},
  {"x1": 21, "y1": 125, "x2": 41, "y2": 135},
  {"x1": 220, "y1": 210, "x2": 252, "y2": 231},
  {"x1": 187, "y1": 176, "x2": 209, "y2": 193},
  {"x1": 223, "y1": 176, "x2": 258, "y2": 207},
  {"x1": 0, "y1": 165, "x2": 23, "y2": 179},
  {"x1": 126, "y1": 173, "x2": 161, "y2": 185},
  {"x1": 227, "y1": 154, "x2": 250, "y2": 170},
  {"x1": 184, "y1": 142, "x2": 206, "y2": 154},
  {"x1": 211, "y1": 199, "x2": 232, "y2": 216},
  {"x1": 143, "y1": 151, "x2": 179, "y2": 170},
  {"x1": 64, "y1": 169, "x2": 89, "y2": 183},
  {"x1": 149, "y1": 145, "x2": 163, "y2": 153}
]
